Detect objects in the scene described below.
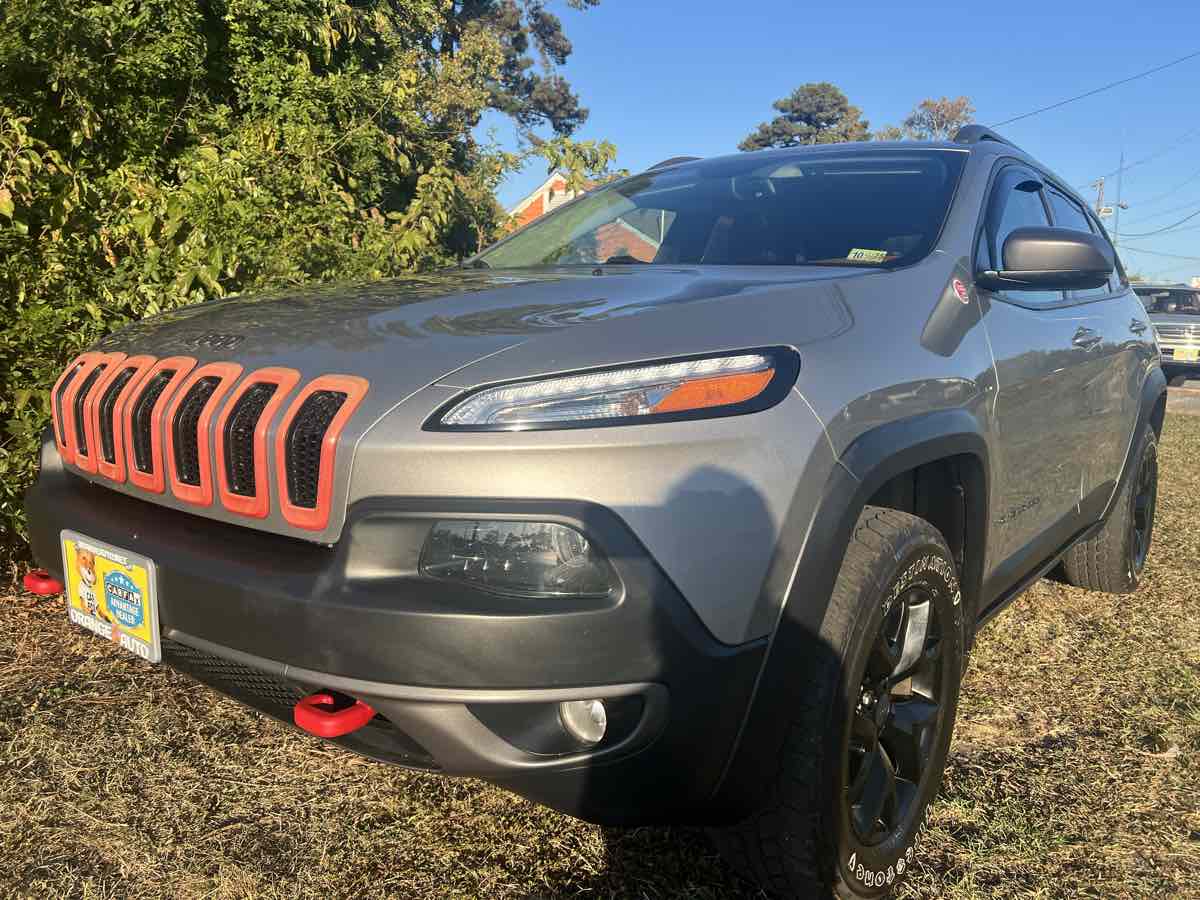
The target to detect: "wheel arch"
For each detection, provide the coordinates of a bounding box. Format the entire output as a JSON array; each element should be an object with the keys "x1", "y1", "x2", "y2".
[{"x1": 711, "y1": 407, "x2": 990, "y2": 819}]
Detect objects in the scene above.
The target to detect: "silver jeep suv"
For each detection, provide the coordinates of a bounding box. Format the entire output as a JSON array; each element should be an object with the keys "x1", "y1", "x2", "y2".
[{"x1": 26, "y1": 125, "x2": 1163, "y2": 898}]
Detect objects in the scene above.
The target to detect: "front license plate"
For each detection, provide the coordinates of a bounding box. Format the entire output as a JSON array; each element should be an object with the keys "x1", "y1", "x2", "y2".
[
  {"x1": 1177, "y1": 346, "x2": 1200, "y2": 362},
  {"x1": 61, "y1": 530, "x2": 161, "y2": 663}
]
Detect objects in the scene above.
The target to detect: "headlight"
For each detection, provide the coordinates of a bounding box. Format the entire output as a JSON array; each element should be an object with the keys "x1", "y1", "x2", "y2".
[
  {"x1": 429, "y1": 347, "x2": 798, "y2": 431},
  {"x1": 420, "y1": 519, "x2": 617, "y2": 598}
]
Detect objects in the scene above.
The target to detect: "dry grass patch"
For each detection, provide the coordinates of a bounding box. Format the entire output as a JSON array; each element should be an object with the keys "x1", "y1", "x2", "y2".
[{"x1": 3, "y1": 419, "x2": 1199, "y2": 898}]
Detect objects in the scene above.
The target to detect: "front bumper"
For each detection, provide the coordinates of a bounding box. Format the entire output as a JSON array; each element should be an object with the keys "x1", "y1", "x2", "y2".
[{"x1": 27, "y1": 457, "x2": 766, "y2": 826}]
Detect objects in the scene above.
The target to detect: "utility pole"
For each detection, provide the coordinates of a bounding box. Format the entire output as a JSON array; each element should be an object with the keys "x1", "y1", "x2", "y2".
[
  {"x1": 1093, "y1": 177, "x2": 1106, "y2": 215},
  {"x1": 1113, "y1": 143, "x2": 1125, "y2": 248}
]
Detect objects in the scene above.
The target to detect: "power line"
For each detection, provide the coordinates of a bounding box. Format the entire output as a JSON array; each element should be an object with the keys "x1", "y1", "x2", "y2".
[
  {"x1": 1120, "y1": 245, "x2": 1200, "y2": 262},
  {"x1": 1123, "y1": 197, "x2": 1200, "y2": 227},
  {"x1": 1131, "y1": 163, "x2": 1200, "y2": 209},
  {"x1": 1118, "y1": 207, "x2": 1200, "y2": 238},
  {"x1": 991, "y1": 48, "x2": 1200, "y2": 128},
  {"x1": 1077, "y1": 125, "x2": 1200, "y2": 188}
]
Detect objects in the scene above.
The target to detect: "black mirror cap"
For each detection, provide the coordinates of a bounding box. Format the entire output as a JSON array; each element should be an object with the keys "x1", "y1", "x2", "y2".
[{"x1": 977, "y1": 226, "x2": 1115, "y2": 292}]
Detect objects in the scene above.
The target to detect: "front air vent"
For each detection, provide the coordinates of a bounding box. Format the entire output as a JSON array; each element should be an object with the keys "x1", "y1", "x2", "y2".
[
  {"x1": 224, "y1": 383, "x2": 278, "y2": 497},
  {"x1": 132, "y1": 370, "x2": 175, "y2": 474},
  {"x1": 275, "y1": 375, "x2": 368, "y2": 532},
  {"x1": 72, "y1": 365, "x2": 106, "y2": 457},
  {"x1": 98, "y1": 367, "x2": 137, "y2": 464},
  {"x1": 285, "y1": 390, "x2": 348, "y2": 509},
  {"x1": 53, "y1": 363, "x2": 82, "y2": 448},
  {"x1": 171, "y1": 376, "x2": 221, "y2": 486}
]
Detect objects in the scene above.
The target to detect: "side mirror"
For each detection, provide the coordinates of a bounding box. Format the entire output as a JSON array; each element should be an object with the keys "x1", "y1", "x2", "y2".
[{"x1": 976, "y1": 226, "x2": 1114, "y2": 292}]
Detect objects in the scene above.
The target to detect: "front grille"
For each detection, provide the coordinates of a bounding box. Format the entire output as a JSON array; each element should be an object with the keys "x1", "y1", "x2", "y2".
[
  {"x1": 224, "y1": 383, "x2": 277, "y2": 496},
  {"x1": 98, "y1": 367, "x2": 136, "y2": 464},
  {"x1": 72, "y1": 365, "x2": 106, "y2": 455},
  {"x1": 172, "y1": 376, "x2": 220, "y2": 486},
  {"x1": 54, "y1": 364, "x2": 82, "y2": 446},
  {"x1": 132, "y1": 370, "x2": 175, "y2": 473},
  {"x1": 285, "y1": 390, "x2": 347, "y2": 508},
  {"x1": 1154, "y1": 324, "x2": 1200, "y2": 341}
]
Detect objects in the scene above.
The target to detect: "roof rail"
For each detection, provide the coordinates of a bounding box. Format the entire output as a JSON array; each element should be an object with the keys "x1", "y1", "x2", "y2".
[
  {"x1": 953, "y1": 125, "x2": 1017, "y2": 148},
  {"x1": 648, "y1": 155, "x2": 701, "y2": 170}
]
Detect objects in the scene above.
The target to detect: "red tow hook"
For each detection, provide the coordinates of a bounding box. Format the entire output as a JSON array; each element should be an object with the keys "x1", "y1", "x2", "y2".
[
  {"x1": 23, "y1": 569, "x2": 64, "y2": 596},
  {"x1": 293, "y1": 691, "x2": 376, "y2": 738}
]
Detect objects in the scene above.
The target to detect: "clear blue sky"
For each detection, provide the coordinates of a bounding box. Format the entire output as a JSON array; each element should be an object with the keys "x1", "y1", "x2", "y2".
[{"x1": 483, "y1": 0, "x2": 1200, "y2": 282}]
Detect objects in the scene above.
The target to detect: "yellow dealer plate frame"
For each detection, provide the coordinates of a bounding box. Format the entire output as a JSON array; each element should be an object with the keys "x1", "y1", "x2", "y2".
[{"x1": 61, "y1": 530, "x2": 161, "y2": 664}]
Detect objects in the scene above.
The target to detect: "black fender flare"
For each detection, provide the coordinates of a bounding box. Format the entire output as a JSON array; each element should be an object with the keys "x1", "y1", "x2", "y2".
[
  {"x1": 1100, "y1": 365, "x2": 1166, "y2": 527},
  {"x1": 710, "y1": 407, "x2": 990, "y2": 820}
]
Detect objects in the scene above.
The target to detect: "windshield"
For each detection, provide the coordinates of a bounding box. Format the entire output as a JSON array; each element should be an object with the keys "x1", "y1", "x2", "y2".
[
  {"x1": 1137, "y1": 288, "x2": 1200, "y2": 315},
  {"x1": 479, "y1": 149, "x2": 968, "y2": 270}
]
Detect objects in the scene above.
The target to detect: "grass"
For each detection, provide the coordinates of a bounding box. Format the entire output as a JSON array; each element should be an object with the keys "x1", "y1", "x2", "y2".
[{"x1": 2, "y1": 420, "x2": 1199, "y2": 899}]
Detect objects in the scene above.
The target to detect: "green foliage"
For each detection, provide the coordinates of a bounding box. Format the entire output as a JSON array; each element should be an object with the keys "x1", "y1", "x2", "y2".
[
  {"x1": 447, "y1": 0, "x2": 601, "y2": 137},
  {"x1": 0, "y1": 0, "x2": 608, "y2": 563},
  {"x1": 738, "y1": 82, "x2": 871, "y2": 151}
]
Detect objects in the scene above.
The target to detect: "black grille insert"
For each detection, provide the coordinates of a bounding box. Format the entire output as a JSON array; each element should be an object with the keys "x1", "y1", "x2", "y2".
[
  {"x1": 98, "y1": 367, "x2": 137, "y2": 464},
  {"x1": 285, "y1": 390, "x2": 347, "y2": 509},
  {"x1": 72, "y1": 365, "x2": 106, "y2": 456},
  {"x1": 224, "y1": 383, "x2": 277, "y2": 497},
  {"x1": 132, "y1": 370, "x2": 175, "y2": 473},
  {"x1": 54, "y1": 364, "x2": 81, "y2": 446},
  {"x1": 172, "y1": 376, "x2": 221, "y2": 486}
]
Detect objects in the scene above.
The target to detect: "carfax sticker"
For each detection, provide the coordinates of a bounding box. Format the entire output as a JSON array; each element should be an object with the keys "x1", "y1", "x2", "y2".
[{"x1": 847, "y1": 248, "x2": 889, "y2": 263}]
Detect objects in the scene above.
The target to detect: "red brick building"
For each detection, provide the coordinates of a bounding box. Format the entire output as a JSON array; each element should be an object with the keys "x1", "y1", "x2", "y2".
[
  {"x1": 507, "y1": 172, "x2": 581, "y2": 230},
  {"x1": 507, "y1": 171, "x2": 663, "y2": 263}
]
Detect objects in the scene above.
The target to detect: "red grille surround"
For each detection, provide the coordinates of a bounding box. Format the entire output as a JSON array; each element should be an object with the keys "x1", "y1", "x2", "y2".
[
  {"x1": 164, "y1": 362, "x2": 243, "y2": 506},
  {"x1": 124, "y1": 356, "x2": 197, "y2": 494},
  {"x1": 88, "y1": 354, "x2": 155, "y2": 483},
  {"x1": 214, "y1": 367, "x2": 301, "y2": 518},
  {"x1": 51, "y1": 352, "x2": 102, "y2": 466},
  {"x1": 274, "y1": 375, "x2": 369, "y2": 531},
  {"x1": 51, "y1": 355, "x2": 369, "y2": 533}
]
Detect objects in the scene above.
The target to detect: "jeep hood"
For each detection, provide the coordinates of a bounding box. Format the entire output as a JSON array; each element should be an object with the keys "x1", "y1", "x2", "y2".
[
  {"x1": 71, "y1": 264, "x2": 865, "y2": 543},
  {"x1": 100, "y1": 265, "x2": 869, "y2": 400}
]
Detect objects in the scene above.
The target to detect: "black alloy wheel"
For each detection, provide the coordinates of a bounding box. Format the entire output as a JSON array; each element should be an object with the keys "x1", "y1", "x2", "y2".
[
  {"x1": 846, "y1": 586, "x2": 945, "y2": 846},
  {"x1": 1131, "y1": 445, "x2": 1157, "y2": 575}
]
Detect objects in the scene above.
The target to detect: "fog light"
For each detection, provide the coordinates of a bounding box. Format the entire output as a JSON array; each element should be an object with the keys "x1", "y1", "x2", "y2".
[
  {"x1": 420, "y1": 520, "x2": 616, "y2": 598},
  {"x1": 558, "y1": 699, "x2": 607, "y2": 745}
]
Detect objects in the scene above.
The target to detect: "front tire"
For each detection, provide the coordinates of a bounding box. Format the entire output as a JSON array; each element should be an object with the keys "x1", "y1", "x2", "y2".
[
  {"x1": 714, "y1": 507, "x2": 964, "y2": 898},
  {"x1": 1061, "y1": 427, "x2": 1158, "y2": 594}
]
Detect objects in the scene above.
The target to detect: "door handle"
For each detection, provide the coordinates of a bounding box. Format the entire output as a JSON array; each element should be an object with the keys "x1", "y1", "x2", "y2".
[
  {"x1": 1072, "y1": 326, "x2": 1102, "y2": 350},
  {"x1": 1129, "y1": 318, "x2": 1148, "y2": 335}
]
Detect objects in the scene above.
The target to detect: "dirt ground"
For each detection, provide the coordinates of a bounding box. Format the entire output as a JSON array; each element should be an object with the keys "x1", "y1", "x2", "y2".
[{"x1": 2, "y1": 419, "x2": 1198, "y2": 899}]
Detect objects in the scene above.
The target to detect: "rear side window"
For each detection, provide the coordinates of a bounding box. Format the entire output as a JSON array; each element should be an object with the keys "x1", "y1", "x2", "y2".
[
  {"x1": 980, "y1": 169, "x2": 1062, "y2": 306},
  {"x1": 1046, "y1": 188, "x2": 1115, "y2": 299}
]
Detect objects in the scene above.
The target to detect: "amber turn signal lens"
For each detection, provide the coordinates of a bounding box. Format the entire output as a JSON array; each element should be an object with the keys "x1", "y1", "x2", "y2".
[{"x1": 651, "y1": 369, "x2": 775, "y2": 414}]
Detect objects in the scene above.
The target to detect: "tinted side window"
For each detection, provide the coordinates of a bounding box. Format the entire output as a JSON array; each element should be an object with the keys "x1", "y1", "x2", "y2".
[
  {"x1": 983, "y1": 172, "x2": 1062, "y2": 306},
  {"x1": 1046, "y1": 189, "x2": 1111, "y2": 299}
]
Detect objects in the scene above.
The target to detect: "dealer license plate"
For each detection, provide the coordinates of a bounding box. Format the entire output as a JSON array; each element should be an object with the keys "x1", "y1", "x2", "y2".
[{"x1": 61, "y1": 530, "x2": 161, "y2": 663}]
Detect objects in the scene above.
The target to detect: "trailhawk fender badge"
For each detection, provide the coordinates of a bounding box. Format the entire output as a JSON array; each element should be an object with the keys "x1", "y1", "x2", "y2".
[{"x1": 952, "y1": 279, "x2": 970, "y2": 304}]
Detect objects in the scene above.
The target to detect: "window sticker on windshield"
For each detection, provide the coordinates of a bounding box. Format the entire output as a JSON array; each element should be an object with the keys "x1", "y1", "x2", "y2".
[{"x1": 847, "y1": 248, "x2": 888, "y2": 263}]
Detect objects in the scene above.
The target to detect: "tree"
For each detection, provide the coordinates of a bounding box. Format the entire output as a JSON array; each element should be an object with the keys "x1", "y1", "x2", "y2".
[
  {"x1": 739, "y1": 83, "x2": 871, "y2": 151},
  {"x1": 0, "y1": 0, "x2": 613, "y2": 562},
  {"x1": 877, "y1": 96, "x2": 975, "y2": 141},
  {"x1": 444, "y1": 1, "x2": 601, "y2": 137}
]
